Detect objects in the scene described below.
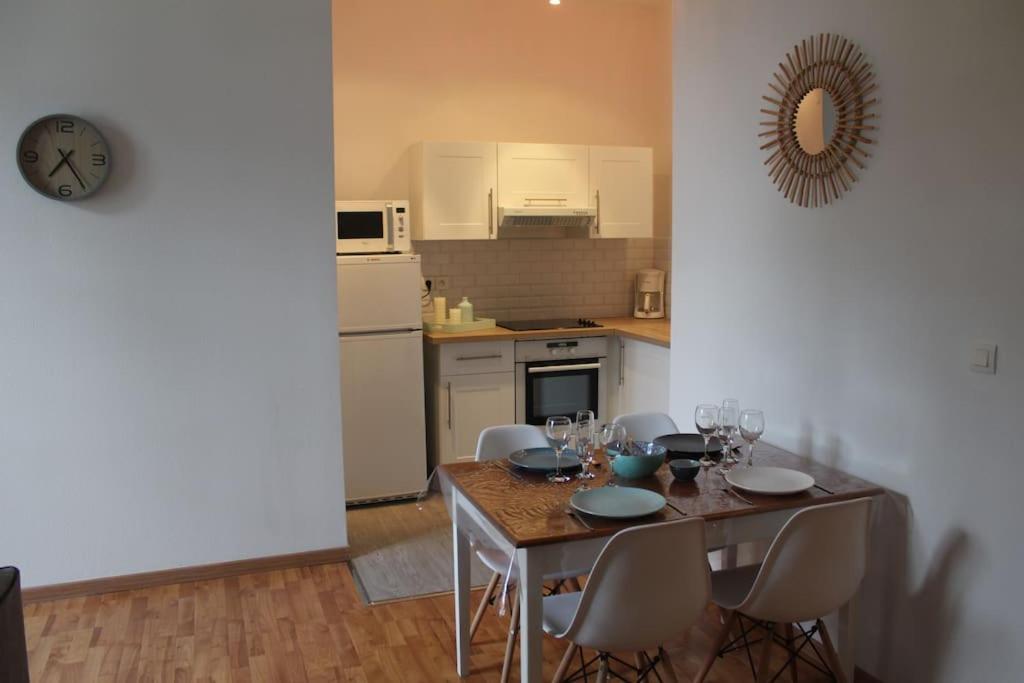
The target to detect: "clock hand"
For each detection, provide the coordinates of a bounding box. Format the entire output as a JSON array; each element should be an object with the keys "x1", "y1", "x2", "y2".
[
  {"x1": 57, "y1": 148, "x2": 88, "y2": 191},
  {"x1": 47, "y1": 154, "x2": 70, "y2": 178}
]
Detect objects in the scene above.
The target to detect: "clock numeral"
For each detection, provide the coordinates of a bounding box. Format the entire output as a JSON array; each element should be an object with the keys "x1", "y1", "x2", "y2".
[
  {"x1": 58, "y1": 184, "x2": 74, "y2": 198},
  {"x1": 91, "y1": 153, "x2": 107, "y2": 167},
  {"x1": 22, "y1": 150, "x2": 39, "y2": 164},
  {"x1": 56, "y1": 120, "x2": 74, "y2": 133}
]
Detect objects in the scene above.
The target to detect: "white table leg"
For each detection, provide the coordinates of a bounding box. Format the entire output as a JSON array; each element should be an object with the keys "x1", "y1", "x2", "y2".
[
  {"x1": 837, "y1": 597, "x2": 857, "y2": 682},
  {"x1": 516, "y1": 546, "x2": 544, "y2": 683},
  {"x1": 453, "y1": 497, "x2": 471, "y2": 677}
]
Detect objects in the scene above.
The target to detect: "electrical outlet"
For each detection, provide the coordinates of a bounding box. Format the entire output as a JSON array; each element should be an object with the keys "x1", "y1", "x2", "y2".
[{"x1": 435, "y1": 278, "x2": 449, "y2": 291}]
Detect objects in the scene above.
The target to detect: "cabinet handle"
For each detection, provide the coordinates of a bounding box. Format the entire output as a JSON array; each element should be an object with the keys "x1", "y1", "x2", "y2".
[
  {"x1": 488, "y1": 188, "x2": 494, "y2": 236},
  {"x1": 618, "y1": 339, "x2": 625, "y2": 386},
  {"x1": 524, "y1": 197, "x2": 568, "y2": 204},
  {"x1": 447, "y1": 381, "x2": 453, "y2": 430},
  {"x1": 595, "y1": 189, "x2": 601, "y2": 235},
  {"x1": 455, "y1": 354, "x2": 503, "y2": 361}
]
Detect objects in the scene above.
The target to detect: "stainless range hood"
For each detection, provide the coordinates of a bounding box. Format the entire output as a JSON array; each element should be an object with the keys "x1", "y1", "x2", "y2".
[{"x1": 496, "y1": 206, "x2": 596, "y2": 239}]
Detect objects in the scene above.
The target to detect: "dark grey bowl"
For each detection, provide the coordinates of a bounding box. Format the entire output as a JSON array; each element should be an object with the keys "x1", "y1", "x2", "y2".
[{"x1": 668, "y1": 458, "x2": 701, "y2": 482}]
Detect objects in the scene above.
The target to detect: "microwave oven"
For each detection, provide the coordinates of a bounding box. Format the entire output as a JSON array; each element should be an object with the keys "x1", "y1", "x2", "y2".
[{"x1": 336, "y1": 200, "x2": 412, "y2": 254}]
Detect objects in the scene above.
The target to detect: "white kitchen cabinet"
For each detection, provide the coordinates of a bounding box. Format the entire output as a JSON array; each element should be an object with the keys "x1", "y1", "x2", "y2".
[
  {"x1": 497, "y1": 143, "x2": 590, "y2": 210},
  {"x1": 425, "y1": 341, "x2": 516, "y2": 466},
  {"x1": 589, "y1": 145, "x2": 653, "y2": 239},
  {"x1": 411, "y1": 141, "x2": 498, "y2": 240},
  {"x1": 438, "y1": 372, "x2": 515, "y2": 463},
  {"x1": 608, "y1": 337, "x2": 670, "y2": 418}
]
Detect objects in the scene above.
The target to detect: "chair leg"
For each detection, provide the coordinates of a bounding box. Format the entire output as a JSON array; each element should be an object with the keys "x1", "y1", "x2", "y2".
[
  {"x1": 500, "y1": 589, "x2": 520, "y2": 683},
  {"x1": 552, "y1": 643, "x2": 578, "y2": 683},
  {"x1": 634, "y1": 653, "x2": 645, "y2": 681},
  {"x1": 657, "y1": 646, "x2": 680, "y2": 683},
  {"x1": 756, "y1": 622, "x2": 777, "y2": 683},
  {"x1": 784, "y1": 623, "x2": 798, "y2": 683},
  {"x1": 595, "y1": 654, "x2": 610, "y2": 683},
  {"x1": 470, "y1": 571, "x2": 501, "y2": 642},
  {"x1": 817, "y1": 619, "x2": 848, "y2": 683},
  {"x1": 695, "y1": 610, "x2": 737, "y2": 682}
]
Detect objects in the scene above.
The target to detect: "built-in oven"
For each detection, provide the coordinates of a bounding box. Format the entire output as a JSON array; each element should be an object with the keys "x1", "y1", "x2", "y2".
[
  {"x1": 336, "y1": 200, "x2": 411, "y2": 254},
  {"x1": 515, "y1": 337, "x2": 608, "y2": 426}
]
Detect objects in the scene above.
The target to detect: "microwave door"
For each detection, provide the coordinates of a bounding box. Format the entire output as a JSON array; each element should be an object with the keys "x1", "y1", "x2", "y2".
[{"x1": 338, "y1": 211, "x2": 385, "y2": 252}]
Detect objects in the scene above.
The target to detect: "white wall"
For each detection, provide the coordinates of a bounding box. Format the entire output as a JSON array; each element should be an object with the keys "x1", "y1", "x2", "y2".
[
  {"x1": 671, "y1": 1, "x2": 1023, "y2": 680},
  {"x1": 0, "y1": 0, "x2": 347, "y2": 587}
]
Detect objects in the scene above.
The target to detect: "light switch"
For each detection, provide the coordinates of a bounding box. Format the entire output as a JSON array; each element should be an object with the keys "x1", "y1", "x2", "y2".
[{"x1": 971, "y1": 343, "x2": 997, "y2": 374}]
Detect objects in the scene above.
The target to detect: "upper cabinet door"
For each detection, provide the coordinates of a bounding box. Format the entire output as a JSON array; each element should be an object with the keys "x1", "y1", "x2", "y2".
[
  {"x1": 497, "y1": 143, "x2": 590, "y2": 210},
  {"x1": 412, "y1": 141, "x2": 498, "y2": 240},
  {"x1": 589, "y1": 146, "x2": 653, "y2": 239}
]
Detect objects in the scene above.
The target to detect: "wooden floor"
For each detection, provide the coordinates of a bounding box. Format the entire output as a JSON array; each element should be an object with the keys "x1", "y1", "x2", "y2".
[{"x1": 23, "y1": 561, "x2": 871, "y2": 682}]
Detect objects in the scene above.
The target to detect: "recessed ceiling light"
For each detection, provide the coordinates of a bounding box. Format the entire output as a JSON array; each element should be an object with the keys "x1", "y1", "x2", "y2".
[{"x1": 549, "y1": 0, "x2": 561, "y2": 5}]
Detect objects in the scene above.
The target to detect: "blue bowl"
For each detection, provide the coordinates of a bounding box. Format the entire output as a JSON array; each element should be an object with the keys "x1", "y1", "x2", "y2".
[
  {"x1": 609, "y1": 441, "x2": 667, "y2": 479},
  {"x1": 668, "y1": 458, "x2": 701, "y2": 482}
]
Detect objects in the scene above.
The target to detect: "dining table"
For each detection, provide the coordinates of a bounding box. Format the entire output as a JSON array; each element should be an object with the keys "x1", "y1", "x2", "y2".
[{"x1": 435, "y1": 442, "x2": 884, "y2": 682}]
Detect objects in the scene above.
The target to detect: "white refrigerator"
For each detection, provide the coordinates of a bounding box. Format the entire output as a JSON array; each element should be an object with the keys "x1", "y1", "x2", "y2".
[{"x1": 337, "y1": 254, "x2": 427, "y2": 504}]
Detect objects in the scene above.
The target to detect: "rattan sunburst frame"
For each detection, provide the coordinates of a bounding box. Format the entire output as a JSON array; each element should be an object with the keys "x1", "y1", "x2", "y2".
[{"x1": 760, "y1": 34, "x2": 879, "y2": 207}]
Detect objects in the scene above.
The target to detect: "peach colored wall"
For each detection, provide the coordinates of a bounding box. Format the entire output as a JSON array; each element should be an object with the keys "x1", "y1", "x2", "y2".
[{"x1": 332, "y1": 0, "x2": 672, "y2": 238}]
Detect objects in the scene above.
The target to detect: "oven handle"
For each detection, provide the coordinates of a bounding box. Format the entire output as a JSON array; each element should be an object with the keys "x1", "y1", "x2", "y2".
[{"x1": 527, "y1": 362, "x2": 602, "y2": 374}]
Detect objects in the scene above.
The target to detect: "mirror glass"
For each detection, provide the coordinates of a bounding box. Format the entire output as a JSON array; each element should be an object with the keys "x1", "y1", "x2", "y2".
[{"x1": 794, "y1": 88, "x2": 836, "y2": 155}]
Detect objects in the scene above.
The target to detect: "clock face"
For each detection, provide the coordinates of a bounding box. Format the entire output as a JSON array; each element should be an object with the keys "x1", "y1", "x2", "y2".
[{"x1": 17, "y1": 114, "x2": 111, "y2": 201}]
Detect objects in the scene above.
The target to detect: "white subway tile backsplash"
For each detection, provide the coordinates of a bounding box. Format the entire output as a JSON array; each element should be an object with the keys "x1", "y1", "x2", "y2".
[{"x1": 417, "y1": 237, "x2": 672, "y2": 320}]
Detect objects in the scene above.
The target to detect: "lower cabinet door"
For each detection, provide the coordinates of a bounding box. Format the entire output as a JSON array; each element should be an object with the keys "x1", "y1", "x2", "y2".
[
  {"x1": 441, "y1": 372, "x2": 515, "y2": 463},
  {"x1": 618, "y1": 338, "x2": 671, "y2": 417}
]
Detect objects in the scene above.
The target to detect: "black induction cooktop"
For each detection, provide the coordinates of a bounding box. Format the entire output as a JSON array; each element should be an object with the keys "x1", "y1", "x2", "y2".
[{"x1": 496, "y1": 318, "x2": 603, "y2": 331}]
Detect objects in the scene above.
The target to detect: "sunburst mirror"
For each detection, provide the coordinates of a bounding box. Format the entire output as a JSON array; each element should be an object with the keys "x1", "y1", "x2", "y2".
[{"x1": 760, "y1": 34, "x2": 879, "y2": 207}]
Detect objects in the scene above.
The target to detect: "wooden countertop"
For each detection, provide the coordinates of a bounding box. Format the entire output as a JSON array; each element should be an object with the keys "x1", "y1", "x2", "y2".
[{"x1": 423, "y1": 316, "x2": 670, "y2": 347}]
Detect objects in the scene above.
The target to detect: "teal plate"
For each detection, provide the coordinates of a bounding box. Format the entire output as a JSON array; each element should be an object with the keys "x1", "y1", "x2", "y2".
[
  {"x1": 508, "y1": 447, "x2": 580, "y2": 472},
  {"x1": 569, "y1": 487, "x2": 666, "y2": 519}
]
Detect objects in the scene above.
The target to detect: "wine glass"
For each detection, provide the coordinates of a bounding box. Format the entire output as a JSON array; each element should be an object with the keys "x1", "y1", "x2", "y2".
[
  {"x1": 695, "y1": 404, "x2": 719, "y2": 467},
  {"x1": 599, "y1": 423, "x2": 627, "y2": 461},
  {"x1": 575, "y1": 410, "x2": 596, "y2": 480},
  {"x1": 718, "y1": 400, "x2": 740, "y2": 473},
  {"x1": 738, "y1": 409, "x2": 765, "y2": 467},
  {"x1": 545, "y1": 416, "x2": 573, "y2": 483}
]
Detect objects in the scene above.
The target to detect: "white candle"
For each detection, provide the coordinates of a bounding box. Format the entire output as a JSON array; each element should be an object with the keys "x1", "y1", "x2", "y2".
[
  {"x1": 448, "y1": 307, "x2": 462, "y2": 324},
  {"x1": 433, "y1": 297, "x2": 447, "y2": 322}
]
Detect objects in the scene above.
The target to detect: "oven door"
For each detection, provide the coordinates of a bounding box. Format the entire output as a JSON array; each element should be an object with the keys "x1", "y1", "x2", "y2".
[{"x1": 516, "y1": 358, "x2": 607, "y2": 426}]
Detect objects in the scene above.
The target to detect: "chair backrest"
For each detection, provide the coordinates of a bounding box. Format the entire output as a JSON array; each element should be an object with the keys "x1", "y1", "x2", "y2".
[
  {"x1": 474, "y1": 424, "x2": 549, "y2": 462},
  {"x1": 556, "y1": 519, "x2": 710, "y2": 653},
  {"x1": 612, "y1": 412, "x2": 679, "y2": 442},
  {"x1": 738, "y1": 497, "x2": 873, "y2": 624}
]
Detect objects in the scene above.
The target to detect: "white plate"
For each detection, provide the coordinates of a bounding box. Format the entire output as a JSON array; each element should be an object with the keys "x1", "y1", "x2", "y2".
[
  {"x1": 569, "y1": 487, "x2": 666, "y2": 519},
  {"x1": 725, "y1": 467, "x2": 815, "y2": 495}
]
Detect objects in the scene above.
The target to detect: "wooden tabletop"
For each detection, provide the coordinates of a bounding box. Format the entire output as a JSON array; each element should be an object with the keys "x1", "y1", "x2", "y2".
[
  {"x1": 422, "y1": 317, "x2": 671, "y2": 348},
  {"x1": 436, "y1": 442, "x2": 883, "y2": 548}
]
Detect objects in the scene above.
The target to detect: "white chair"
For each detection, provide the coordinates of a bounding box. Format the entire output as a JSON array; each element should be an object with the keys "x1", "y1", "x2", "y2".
[
  {"x1": 696, "y1": 497, "x2": 873, "y2": 683},
  {"x1": 470, "y1": 425, "x2": 583, "y2": 682},
  {"x1": 612, "y1": 412, "x2": 679, "y2": 442},
  {"x1": 543, "y1": 519, "x2": 710, "y2": 683}
]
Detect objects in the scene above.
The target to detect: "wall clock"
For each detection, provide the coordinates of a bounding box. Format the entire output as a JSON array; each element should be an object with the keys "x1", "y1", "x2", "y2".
[{"x1": 16, "y1": 114, "x2": 111, "y2": 201}]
